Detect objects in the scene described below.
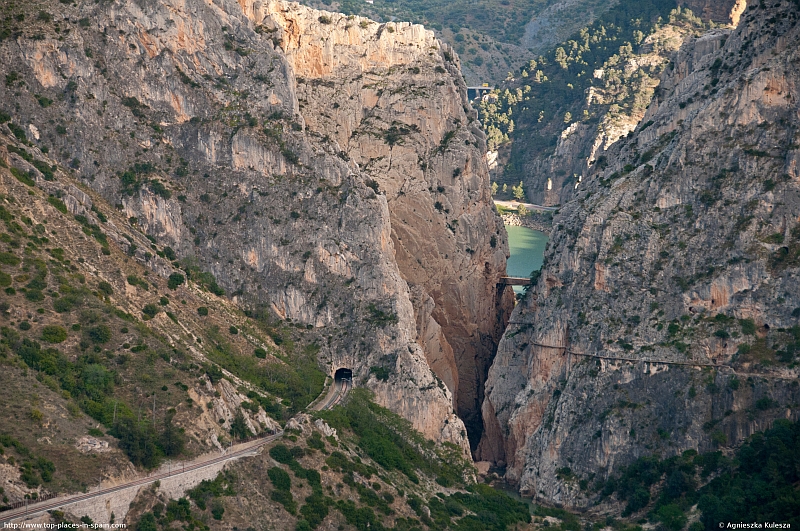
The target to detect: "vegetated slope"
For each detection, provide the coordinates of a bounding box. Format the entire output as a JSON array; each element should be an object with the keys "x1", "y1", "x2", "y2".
[
  {"x1": 122, "y1": 390, "x2": 533, "y2": 531},
  {"x1": 0, "y1": 0, "x2": 506, "y2": 454},
  {"x1": 522, "y1": 0, "x2": 743, "y2": 56},
  {"x1": 0, "y1": 129, "x2": 324, "y2": 508},
  {"x1": 479, "y1": 0, "x2": 800, "y2": 511},
  {"x1": 0, "y1": 131, "x2": 529, "y2": 528},
  {"x1": 595, "y1": 418, "x2": 800, "y2": 526},
  {"x1": 481, "y1": 0, "x2": 711, "y2": 207}
]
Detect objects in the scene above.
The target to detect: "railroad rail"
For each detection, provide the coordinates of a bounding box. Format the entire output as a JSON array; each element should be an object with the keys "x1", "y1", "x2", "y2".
[
  {"x1": 0, "y1": 432, "x2": 283, "y2": 523},
  {"x1": 1, "y1": 373, "x2": 352, "y2": 522}
]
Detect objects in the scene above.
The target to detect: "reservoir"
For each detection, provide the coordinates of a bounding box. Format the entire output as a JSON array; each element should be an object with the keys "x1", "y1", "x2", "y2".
[{"x1": 505, "y1": 225, "x2": 548, "y2": 293}]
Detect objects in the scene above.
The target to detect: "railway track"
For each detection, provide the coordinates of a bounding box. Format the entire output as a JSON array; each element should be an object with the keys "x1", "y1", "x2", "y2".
[
  {"x1": 319, "y1": 378, "x2": 350, "y2": 410},
  {"x1": 0, "y1": 432, "x2": 283, "y2": 523},
  {"x1": 1, "y1": 376, "x2": 351, "y2": 523}
]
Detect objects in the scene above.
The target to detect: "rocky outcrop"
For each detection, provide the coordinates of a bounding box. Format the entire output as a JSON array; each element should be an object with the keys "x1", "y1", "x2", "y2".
[
  {"x1": 0, "y1": 0, "x2": 508, "y2": 453},
  {"x1": 246, "y1": 1, "x2": 515, "y2": 447},
  {"x1": 682, "y1": 0, "x2": 747, "y2": 24},
  {"x1": 480, "y1": 0, "x2": 800, "y2": 507},
  {"x1": 501, "y1": 213, "x2": 552, "y2": 234},
  {"x1": 521, "y1": 20, "x2": 708, "y2": 207}
]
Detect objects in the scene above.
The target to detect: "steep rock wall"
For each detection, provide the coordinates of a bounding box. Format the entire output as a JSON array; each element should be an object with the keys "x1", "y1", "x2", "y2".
[
  {"x1": 243, "y1": 1, "x2": 515, "y2": 447},
  {"x1": 0, "y1": 0, "x2": 508, "y2": 453},
  {"x1": 480, "y1": 0, "x2": 800, "y2": 507},
  {"x1": 682, "y1": 0, "x2": 747, "y2": 24}
]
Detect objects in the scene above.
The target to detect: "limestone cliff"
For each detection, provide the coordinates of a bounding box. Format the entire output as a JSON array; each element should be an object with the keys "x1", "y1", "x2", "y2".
[
  {"x1": 682, "y1": 0, "x2": 747, "y2": 24},
  {"x1": 243, "y1": 1, "x2": 514, "y2": 447},
  {"x1": 480, "y1": 0, "x2": 800, "y2": 508},
  {"x1": 492, "y1": 1, "x2": 741, "y2": 210},
  {"x1": 0, "y1": 0, "x2": 508, "y2": 452}
]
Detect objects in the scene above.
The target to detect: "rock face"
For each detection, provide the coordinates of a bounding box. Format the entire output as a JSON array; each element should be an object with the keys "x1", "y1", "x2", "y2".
[
  {"x1": 682, "y1": 0, "x2": 747, "y2": 24},
  {"x1": 245, "y1": 1, "x2": 514, "y2": 447},
  {"x1": 0, "y1": 0, "x2": 509, "y2": 452},
  {"x1": 517, "y1": 20, "x2": 708, "y2": 208},
  {"x1": 480, "y1": 0, "x2": 800, "y2": 507},
  {"x1": 505, "y1": 2, "x2": 746, "y2": 210}
]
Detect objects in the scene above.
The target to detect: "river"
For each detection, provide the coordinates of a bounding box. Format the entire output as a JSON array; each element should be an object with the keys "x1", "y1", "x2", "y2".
[{"x1": 505, "y1": 225, "x2": 548, "y2": 294}]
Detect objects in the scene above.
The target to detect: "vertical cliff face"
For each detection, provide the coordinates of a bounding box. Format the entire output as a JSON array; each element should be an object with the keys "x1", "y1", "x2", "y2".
[
  {"x1": 243, "y1": 1, "x2": 514, "y2": 447},
  {"x1": 480, "y1": 0, "x2": 800, "y2": 506},
  {"x1": 0, "y1": 0, "x2": 508, "y2": 453}
]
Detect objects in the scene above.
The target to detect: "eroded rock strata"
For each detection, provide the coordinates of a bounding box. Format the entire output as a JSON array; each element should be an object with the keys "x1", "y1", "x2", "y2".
[
  {"x1": 480, "y1": 0, "x2": 800, "y2": 506},
  {"x1": 1, "y1": 0, "x2": 510, "y2": 451},
  {"x1": 244, "y1": 2, "x2": 515, "y2": 446}
]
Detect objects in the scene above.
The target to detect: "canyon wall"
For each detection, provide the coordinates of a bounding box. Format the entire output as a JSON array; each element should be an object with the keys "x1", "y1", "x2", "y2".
[
  {"x1": 506, "y1": 1, "x2": 746, "y2": 210},
  {"x1": 0, "y1": 0, "x2": 508, "y2": 452},
  {"x1": 242, "y1": 1, "x2": 515, "y2": 447},
  {"x1": 480, "y1": 0, "x2": 800, "y2": 507}
]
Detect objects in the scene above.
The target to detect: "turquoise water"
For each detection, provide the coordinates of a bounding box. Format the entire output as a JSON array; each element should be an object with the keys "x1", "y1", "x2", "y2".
[{"x1": 505, "y1": 226, "x2": 548, "y2": 293}]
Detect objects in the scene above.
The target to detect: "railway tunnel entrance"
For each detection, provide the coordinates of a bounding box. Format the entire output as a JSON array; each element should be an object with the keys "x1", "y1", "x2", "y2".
[{"x1": 334, "y1": 368, "x2": 352, "y2": 382}]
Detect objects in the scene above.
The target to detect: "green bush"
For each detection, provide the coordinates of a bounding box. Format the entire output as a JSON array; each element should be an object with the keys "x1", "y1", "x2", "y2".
[
  {"x1": 142, "y1": 304, "x2": 160, "y2": 319},
  {"x1": 254, "y1": 347, "x2": 267, "y2": 359},
  {"x1": 167, "y1": 272, "x2": 185, "y2": 290},
  {"x1": 47, "y1": 196, "x2": 68, "y2": 214},
  {"x1": 268, "y1": 466, "x2": 291, "y2": 491},
  {"x1": 369, "y1": 366, "x2": 390, "y2": 381},
  {"x1": 127, "y1": 275, "x2": 149, "y2": 291},
  {"x1": 87, "y1": 324, "x2": 112, "y2": 344},
  {"x1": 53, "y1": 292, "x2": 84, "y2": 313},
  {"x1": 299, "y1": 491, "x2": 329, "y2": 528},
  {"x1": 10, "y1": 167, "x2": 35, "y2": 187},
  {"x1": 97, "y1": 281, "x2": 114, "y2": 296},
  {"x1": 25, "y1": 290, "x2": 45, "y2": 302},
  {"x1": 655, "y1": 504, "x2": 687, "y2": 531},
  {"x1": 271, "y1": 489, "x2": 297, "y2": 514},
  {"x1": 229, "y1": 411, "x2": 251, "y2": 439},
  {"x1": 210, "y1": 500, "x2": 224, "y2": 520},
  {"x1": 111, "y1": 417, "x2": 161, "y2": 469},
  {"x1": 739, "y1": 318, "x2": 756, "y2": 335},
  {"x1": 41, "y1": 325, "x2": 68, "y2": 343},
  {"x1": 182, "y1": 263, "x2": 224, "y2": 296},
  {"x1": 197, "y1": 306, "x2": 208, "y2": 316},
  {"x1": 136, "y1": 513, "x2": 157, "y2": 531},
  {"x1": 0, "y1": 252, "x2": 21, "y2": 266},
  {"x1": 188, "y1": 470, "x2": 235, "y2": 510}
]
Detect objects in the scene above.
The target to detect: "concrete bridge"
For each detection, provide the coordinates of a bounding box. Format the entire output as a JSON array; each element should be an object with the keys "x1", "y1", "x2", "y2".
[
  {"x1": 498, "y1": 276, "x2": 531, "y2": 286},
  {"x1": 467, "y1": 85, "x2": 494, "y2": 100}
]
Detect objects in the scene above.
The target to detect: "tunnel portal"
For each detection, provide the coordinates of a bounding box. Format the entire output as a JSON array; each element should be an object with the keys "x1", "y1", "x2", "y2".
[{"x1": 334, "y1": 368, "x2": 352, "y2": 382}]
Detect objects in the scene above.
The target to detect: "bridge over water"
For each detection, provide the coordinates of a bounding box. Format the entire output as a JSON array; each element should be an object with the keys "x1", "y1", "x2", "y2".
[{"x1": 498, "y1": 276, "x2": 530, "y2": 286}]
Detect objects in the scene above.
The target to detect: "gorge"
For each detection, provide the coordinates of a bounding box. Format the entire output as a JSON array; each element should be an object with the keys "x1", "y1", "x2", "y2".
[{"x1": 1, "y1": 0, "x2": 799, "y2": 527}]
